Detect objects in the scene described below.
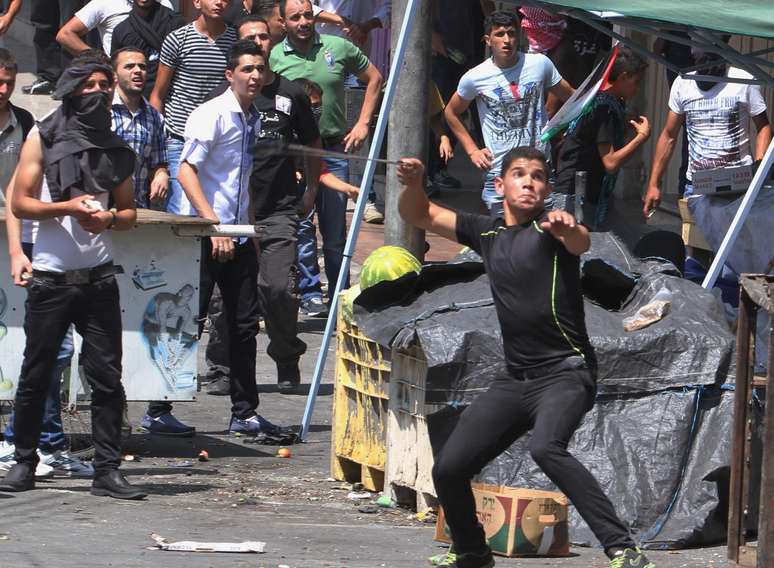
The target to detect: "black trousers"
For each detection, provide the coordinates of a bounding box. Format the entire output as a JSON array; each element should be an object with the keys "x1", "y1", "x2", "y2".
[
  {"x1": 204, "y1": 213, "x2": 306, "y2": 378},
  {"x1": 30, "y1": 0, "x2": 83, "y2": 82},
  {"x1": 432, "y1": 357, "x2": 635, "y2": 554},
  {"x1": 14, "y1": 275, "x2": 124, "y2": 472}
]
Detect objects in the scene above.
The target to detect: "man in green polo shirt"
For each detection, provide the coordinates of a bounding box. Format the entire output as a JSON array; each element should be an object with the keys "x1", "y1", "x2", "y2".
[{"x1": 270, "y1": 0, "x2": 383, "y2": 315}]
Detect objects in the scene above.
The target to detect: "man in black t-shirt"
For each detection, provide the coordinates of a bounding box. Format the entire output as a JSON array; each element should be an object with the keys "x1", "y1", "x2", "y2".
[
  {"x1": 204, "y1": 15, "x2": 322, "y2": 395},
  {"x1": 110, "y1": 0, "x2": 186, "y2": 98},
  {"x1": 553, "y1": 46, "x2": 650, "y2": 230},
  {"x1": 397, "y1": 147, "x2": 655, "y2": 568}
]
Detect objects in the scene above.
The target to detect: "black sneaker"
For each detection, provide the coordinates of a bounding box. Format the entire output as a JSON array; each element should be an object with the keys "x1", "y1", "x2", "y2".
[
  {"x1": 205, "y1": 376, "x2": 231, "y2": 396},
  {"x1": 432, "y1": 169, "x2": 462, "y2": 189},
  {"x1": 278, "y1": 362, "x2": 301, "y2": 394},
  {"x1": 22, "y1": 78, "x2": 55, "y2": 95}
]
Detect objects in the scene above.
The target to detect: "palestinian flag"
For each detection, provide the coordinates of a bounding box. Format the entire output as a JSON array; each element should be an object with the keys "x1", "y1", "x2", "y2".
[{"x1": 540, "y1": 44, "x2": 619, "y2": 143}]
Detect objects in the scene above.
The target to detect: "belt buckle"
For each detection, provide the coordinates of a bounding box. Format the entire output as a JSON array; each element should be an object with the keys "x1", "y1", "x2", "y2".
[{"x1": 64, "y1": 269, "x2": 91, "y2": 285}]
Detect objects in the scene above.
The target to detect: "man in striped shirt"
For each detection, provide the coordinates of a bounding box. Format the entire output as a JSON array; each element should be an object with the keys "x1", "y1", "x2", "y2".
[{"x1": 150, "y1": 0, "x2": 237, "y2": 215}]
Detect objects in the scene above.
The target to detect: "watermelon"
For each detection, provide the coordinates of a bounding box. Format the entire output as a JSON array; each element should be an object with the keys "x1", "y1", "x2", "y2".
[
  {"x1": 359, "y1": 246, "x2": 422, "y2": 290},
  {"x1": 340, "y1": 284, "x2": 361, "y2": 326}
]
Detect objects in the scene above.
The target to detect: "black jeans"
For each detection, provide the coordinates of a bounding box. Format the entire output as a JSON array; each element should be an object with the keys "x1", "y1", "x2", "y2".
[
  {"x1": 204, "y1": 214, "x2": 306, "y2": 377},
  {"x1": 30, "y1": 0, "x2": 83, "y2": 82},
  {"x1": 200, "y1": 238, "x2": 259, "y2": 419},
  {"x1": 432, "y1": 357, "x2": 635, "y2": 554},
  {"x1": 14, "y1": 274, "x2": 124, "y2": 472}
]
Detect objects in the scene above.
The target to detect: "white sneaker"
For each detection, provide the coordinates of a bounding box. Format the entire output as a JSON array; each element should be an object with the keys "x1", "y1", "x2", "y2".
[
  {"x1": 363, "y1": 202, "x2": 384, "y2": 224},
  {"x1": 37, "y1": 449, "x2": 94, "y2": 478},
  {"x1": 0, "y1": 441, "x2": 55, "y2": 478}
]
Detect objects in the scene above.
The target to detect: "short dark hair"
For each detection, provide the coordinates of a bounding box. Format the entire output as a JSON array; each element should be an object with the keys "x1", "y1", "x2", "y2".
[
  {"x1": 254, "y1": 0, "x2": 280, "y2": 16},
  {"x1": 294, "y1": 78, "x2": 323, "y2": 98},
  {"x1": 73, "y1": 48, "x2": 111, "y2": 67},
  {"x1": 484, "y1": 10, "x2": 519, "y2": 35},
  {"x1": 0, "y1": 48, "x2": 18, "y2": 73},
  {"x1": 608, "y1": 45, "x2": 648, "y2": 82},
  {"x1": 500, "y1": 146, "x2": 550, "y2": 178},
  {"x1": 279, "y1": 0, "x2": 311, "y2": 18},
  {"x1": 110, "y1": 46, "x2": 146, "y2": 69},
  {"x1": 226, "y1": 39, "x2": 265, "y2": 71},
  {"x1": 236, "y1": 14, "x2": 270, "y2": 34}
]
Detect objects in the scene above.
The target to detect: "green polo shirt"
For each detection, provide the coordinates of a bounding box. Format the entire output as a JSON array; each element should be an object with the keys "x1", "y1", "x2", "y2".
[{"x1": 270, "y1": 33, "x2": 369, "y2": 140}]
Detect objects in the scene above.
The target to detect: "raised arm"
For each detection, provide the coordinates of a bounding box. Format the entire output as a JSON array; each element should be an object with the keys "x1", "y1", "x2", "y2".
[
  {"x1": 396, "y1": 159, "x2": 458, "y2": 242},
  {"x1": 644, "y1": 110, "x2": 684, "y2": 217},
  {"x1": 599, "y1": 116, "x2": 651, "y2": 173}
]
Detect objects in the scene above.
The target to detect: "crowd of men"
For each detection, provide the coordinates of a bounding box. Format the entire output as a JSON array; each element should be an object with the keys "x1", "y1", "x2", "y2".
[{"x1": 0, "y1": 1, "x2": 770, "y2": 567}]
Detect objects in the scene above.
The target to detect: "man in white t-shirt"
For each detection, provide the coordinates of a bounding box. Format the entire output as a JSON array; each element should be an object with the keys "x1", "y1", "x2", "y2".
[
  {"x1": 445, "y1": 10, "x2": 573, "y2": 215},
  {"x1": 57, "y1": 0, "x2": 175, "y2": 56},
  {"x1": 645, "y1": 50, "x2": 772, "y2": 216}
]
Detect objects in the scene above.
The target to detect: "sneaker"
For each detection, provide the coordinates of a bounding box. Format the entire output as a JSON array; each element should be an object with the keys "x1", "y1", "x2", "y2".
[
  {"x1": 609, "y1": 548, "x2": 656, "y2": 568},
  {"x1": 139, "y1": 412, "x2": 196, "y2": 437},
  {"x1": 0, "y1": 441, "x2": 54, "y2": 479},
  {"x1": 430, "y1": 548, "x2": 494, "y2": 568},
  {"x1": 21, "y1": 78, "x2": 55, "y2": 95},
  {"x1": 363, "y1": 201, "x2": 384, "y2": 224},
  {"x1": 277, "y1": 362, "x2": 301, "y2": 394},
  {"x1": 432, "y1": 169, "x2": 462, "y2": 189},
  {"x1": 229, "y1": 414, "x2": 282, "y2": 436},
  {"x1": 205, "y1": 376, "x2": 231, "y2": 396},
  {"x1": 38, "y1": 449, "x2": 95, "y2": 478},
  {"x1": 300, "y1": 296, "x2": 329, "y2": 318}
]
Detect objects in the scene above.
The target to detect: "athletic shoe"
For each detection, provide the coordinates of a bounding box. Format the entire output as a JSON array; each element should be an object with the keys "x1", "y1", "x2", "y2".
[
  {"x1": 0, "y1": 441, "x2": 54, "y2": 478},
  {"x1": 21, "y1": 79, "x2": 55, "y2": 95},
  {"x1": 38, "y1": 449, "x2": 94, "y2": 478},
  {"x1": 609, "y1": 548, "x2": 656, "y2": 568},
  {"x1": 430, "y1": 548, "x2": 494, "y2": 568},
  {"x1": 229, "y1": 414, "x2": 283, "y2": 436},
  {"x1": 139, "y1": 412, "x2": 196, "y2": 437},
  {"x1": 432, "y1": 169, "x2": 462, "y2": 189},
  {"x1": 205, "y1": 376, "x2": 231, "y2": 396},
  {"x1": 363, "y1": 201, "x2": 384, "y2": 224},
  {"x1": 300, "y1": 296, "x2": 329, "y2": 318},
  {"x1": 277, "y1": 362, "x2": 301, "y2": 394}
]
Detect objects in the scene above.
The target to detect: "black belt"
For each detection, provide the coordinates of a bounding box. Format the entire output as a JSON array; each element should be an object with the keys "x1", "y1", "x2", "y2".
[
  {"x1": 322, "y1": 135, "x2": 344, "y2": 149},
  {"x1": 32, "y1": 262, "x2": 124, "y2": 285},
  {"x1": 167, "y1": 131, "x2": 185, "y2": 142}
]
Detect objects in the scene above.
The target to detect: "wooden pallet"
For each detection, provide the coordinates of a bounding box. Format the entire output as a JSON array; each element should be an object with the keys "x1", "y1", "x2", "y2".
[{"x1": 331, "y1": 453, "x2": 384, "y2": 492}]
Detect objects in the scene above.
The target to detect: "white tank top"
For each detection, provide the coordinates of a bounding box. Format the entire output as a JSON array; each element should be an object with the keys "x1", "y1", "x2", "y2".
[{"x1": 32, "y1": 179, "x2": 113, "y2": 272}]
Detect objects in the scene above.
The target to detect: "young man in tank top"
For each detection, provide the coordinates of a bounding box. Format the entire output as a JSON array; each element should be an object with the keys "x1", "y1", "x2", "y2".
[{"x1": 0, "y1": 59, "x2": 145, "y2": 500}]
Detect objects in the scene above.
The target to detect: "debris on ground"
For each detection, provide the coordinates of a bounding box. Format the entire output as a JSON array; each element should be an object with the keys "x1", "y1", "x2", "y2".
[
  {"x1": 150, "y1": 533, "x2": 266, "y2": 553},
  {"x1": 197, "y1": 450, "x2": 209, "y2": 462},
  {"x1": 346, "y1": 491, "x2": 373, "y2": 500},
  {"x1": 375, "y1": 495, "x2": 395, "y2": 508}
]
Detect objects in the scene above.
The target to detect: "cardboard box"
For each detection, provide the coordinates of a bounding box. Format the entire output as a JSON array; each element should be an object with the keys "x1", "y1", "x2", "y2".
[
  {"x1": 692, "y1": 165, "x2": 752, "y2": 196},
  {"x1": 435, "y1": 483, "x2": 570, "y2": 557}
]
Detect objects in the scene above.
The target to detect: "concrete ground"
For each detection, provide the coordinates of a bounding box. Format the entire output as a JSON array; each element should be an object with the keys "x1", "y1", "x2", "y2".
[{"x1": 0, "y1": 33, "x2": 726, "y2": 568}]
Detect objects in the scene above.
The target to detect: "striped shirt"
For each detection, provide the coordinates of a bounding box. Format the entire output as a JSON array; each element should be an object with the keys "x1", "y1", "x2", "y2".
[
  {"x1": 111, "y1": 92, "x2": 168, "y2": 208},
  {"x1": 159, "y1": 23, "x2": 237, "y2": 137}
]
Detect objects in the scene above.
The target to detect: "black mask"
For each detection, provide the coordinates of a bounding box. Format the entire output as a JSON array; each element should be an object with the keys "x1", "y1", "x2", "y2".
[{"x1": 67, "y1": 91, "x2": 112, "y2": 131}]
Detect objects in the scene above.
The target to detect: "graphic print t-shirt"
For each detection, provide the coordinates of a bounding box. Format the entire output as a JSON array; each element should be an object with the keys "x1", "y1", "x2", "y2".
[
  {"x1": 457, "y1": 53, "x2": 562, "y2": 176},
  {"x1": 668, "y1": 67, "x2": 767, "y2": 181}
]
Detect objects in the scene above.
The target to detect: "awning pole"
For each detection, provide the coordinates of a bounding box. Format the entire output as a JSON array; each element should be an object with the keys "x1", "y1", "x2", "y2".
[
  {"x1": 299, "y1": 0, "x2": 421, "y2": 441},
  {"x1": 702, "y1": 138, "x2": 774, "y2": 289}
]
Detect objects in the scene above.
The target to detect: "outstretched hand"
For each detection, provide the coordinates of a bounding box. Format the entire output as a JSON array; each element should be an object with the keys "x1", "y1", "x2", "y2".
[{"x1": 539, "y1": 209, "x2": 578, "y2": 237}]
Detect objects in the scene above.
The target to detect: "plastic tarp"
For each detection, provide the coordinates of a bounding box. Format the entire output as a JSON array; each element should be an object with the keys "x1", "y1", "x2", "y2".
[{"x1": 354, "y1": 233, "x2": 739, "y2": 548}]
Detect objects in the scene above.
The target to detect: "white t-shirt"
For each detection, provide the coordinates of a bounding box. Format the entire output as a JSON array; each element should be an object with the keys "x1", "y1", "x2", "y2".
[
  {"x1": 457, "y1": 53, "x2": 562, "y2": 175},
  {"x1": 76, "y1": 0, "x2": 174, "y2": 55},
  {"x1": 669, "y1": 67, "x2": 767, "y2": 181}
]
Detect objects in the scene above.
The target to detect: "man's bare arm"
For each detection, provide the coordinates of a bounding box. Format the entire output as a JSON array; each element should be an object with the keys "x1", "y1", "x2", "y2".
[
  {"x1": 397, "y1": 159, "x2": 458, "y2": 242},
  {"x1": 644, "y1": 111, "x2": 684, "y2": 216},
  {"x1": 56, "y1": 16, "x2": 91, "y2": 56},
  {"x1": 344, "y1": 63, "x2": 384, "y2": 152},
  {"x1": 445, "y1": 93, "x2": 492, "y2": 170},
  {"x1": 4, "y1": 168, "x2": 32, "y2": 286},
  {"x1": 753, "y1": 112, "x2": 773, "y2": 161},
  {"x1": 150, "y1": 64, "x2": 174, "y2": 113}
]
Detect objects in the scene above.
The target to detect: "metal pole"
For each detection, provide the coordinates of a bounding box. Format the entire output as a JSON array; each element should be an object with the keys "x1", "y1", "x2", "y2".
[
  {"x1": 299, "y1": 0, "x2": 421, "y2": 440},
  {"x1": 701, "y1": 138, "x2": 774, "y2": 289},
  {"x1": 384, "y1": 0, "x2": 430, "y2": 259}
]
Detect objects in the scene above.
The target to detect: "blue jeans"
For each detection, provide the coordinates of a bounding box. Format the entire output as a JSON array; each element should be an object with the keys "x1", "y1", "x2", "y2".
[
  {"x1": 4, "y1": 242, "x2": 73, "y2": 452},
  {"x1": 164, "y1": 136, "x2": 186, "y2": 215},
  {"x1": 297, "y1": 143, "x2": 350, "y2": 301}
]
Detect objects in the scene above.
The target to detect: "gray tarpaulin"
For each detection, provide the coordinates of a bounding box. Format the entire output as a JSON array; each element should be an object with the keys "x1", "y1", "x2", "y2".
[{"x1": 354, "y1": 233, "x2": 740, "y2": 549}]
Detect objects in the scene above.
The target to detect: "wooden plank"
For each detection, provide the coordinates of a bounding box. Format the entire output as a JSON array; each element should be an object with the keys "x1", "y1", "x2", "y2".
[
  {"x1": 0, "y1": 207, "x2": 214, "y2": 226},
  {"x1": 678, "y1": 199, "x2": 712, "y2": 250},
  {"x1": 758, "y1": 328, "x2": 774, "y2": 568},
  {"x1": 728, "y1": 292, "x2": 756, "y2": 561}
]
